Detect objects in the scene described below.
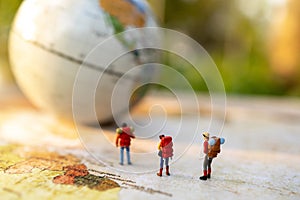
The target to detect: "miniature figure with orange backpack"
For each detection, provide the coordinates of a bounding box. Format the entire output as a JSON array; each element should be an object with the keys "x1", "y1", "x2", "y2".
[{"x1": 200, "y1": 132, "x2": 225, "y2": 180}]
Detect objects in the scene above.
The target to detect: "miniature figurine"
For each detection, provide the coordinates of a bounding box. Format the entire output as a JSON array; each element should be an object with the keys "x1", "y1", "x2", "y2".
[
  {"x1": 157, "y1": 135, "x2": 173, "y2": 177},
  {"x1": 199, "y1": 132, "x2": 225, "y2": 180},
  {"x1": 115, "y1": 123, "x2": 135, "y2": 165}
]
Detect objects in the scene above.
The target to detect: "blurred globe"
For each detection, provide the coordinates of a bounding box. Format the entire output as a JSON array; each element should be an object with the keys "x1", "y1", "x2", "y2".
[{"x1": 9, "y1": 0, "x2": 159, "y2": 124}]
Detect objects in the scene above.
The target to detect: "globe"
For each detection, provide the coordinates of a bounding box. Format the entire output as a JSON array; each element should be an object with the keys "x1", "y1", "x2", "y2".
[{"x1": 9, "y1": 0, "x2": 159, "y2": 124}]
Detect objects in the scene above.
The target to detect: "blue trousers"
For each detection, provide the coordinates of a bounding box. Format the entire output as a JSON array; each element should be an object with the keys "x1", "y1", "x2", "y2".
[
  {"x1": 160, "y1": 157, "x2": 169, "y2": 169},
  {"x1": 120, "y1": 146, "x2": 131, "y2": 164}
]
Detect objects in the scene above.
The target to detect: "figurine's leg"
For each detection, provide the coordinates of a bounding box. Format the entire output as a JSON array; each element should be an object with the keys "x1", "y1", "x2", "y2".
[
  {"x1": 207, "y1": 158, "x2": 213, "y2": 179},
  {"x1": 120, "y1": 147, "x2": 124, "y2": 165},
  {"x1": 160, "y1": 156, "x2": 164, "y2": 169},
  {"x1": 126, "y1": 146, "x2": 132, "y2": 165},
  {"x1": 165, "y1": 157, "x2": 170, "y2": 176},
  {"x1": 200, "y1": 155, "x2": 208, "y2": 180},
  {"x1": 157, "y1": 156, "x2": 164, "y2": 176}
]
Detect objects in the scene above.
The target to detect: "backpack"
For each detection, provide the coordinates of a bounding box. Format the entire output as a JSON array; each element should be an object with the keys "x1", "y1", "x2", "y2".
[
  {"x1": 208, "y1": 136, "x2": 221, "y2": 158},
  {"x1": 161, "y1": 136, "x2": 173, "y2": 158}
]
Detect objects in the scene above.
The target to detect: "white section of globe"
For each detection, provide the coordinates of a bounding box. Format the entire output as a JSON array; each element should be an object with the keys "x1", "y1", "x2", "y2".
[{"x1": 9, "y1": 0, "x2": 158, "y2": 124}]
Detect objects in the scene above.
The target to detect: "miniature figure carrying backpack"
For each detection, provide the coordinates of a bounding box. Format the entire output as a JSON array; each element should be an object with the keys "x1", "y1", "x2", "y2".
[
  {"x1": 116, "y1": 126, "x2": 135, "y2": 147},
  {"x1": 208, "y1": 136, "x2": 221, "y2": 158}
]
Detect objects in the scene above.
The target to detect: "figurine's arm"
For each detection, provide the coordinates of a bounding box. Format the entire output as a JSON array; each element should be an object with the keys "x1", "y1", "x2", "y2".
[
  {"x1": 203, "y1": 141, "x2": 208, "y2": 154},
  {"x1": 157, "y1": 141, "x2": 162, "y2": 150},
  {"x1": 129, "y1": 132, "x2": 135, "y2": 139},
  {"x1": 130, "y1": 134, "x2": 135, "y2": 139},
  {"x1": 115, "y1": 134, "x2": 120, "y2": 147},
  {"x1": 115, "y1": 128, "x2": 123, "y2": 147}
]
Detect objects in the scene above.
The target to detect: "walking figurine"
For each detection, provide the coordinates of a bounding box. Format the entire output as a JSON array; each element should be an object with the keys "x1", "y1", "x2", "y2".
[
  {"x1": 200, "y1": 132, "x2": 225, "y2": 180},
  {"x1": 157, "y1": 135, "x2": 173, "y2": 177},
  {"x1": 115, "y1": 123, "x2": 135, "y2": 165}
]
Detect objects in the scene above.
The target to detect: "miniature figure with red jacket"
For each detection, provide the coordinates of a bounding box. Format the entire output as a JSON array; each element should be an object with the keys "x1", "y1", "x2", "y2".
[
  {"x1": 200, "y1": 132, "x2": 225, "y2": 180},
  {"x1": 157, "y1": 135, "x2": 173, "y2": 177},
  {"x1": 115, "y1": 123, "x2": 135, "y2": 165}
]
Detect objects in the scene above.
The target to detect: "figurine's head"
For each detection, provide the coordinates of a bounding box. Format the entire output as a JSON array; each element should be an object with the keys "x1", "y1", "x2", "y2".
[
  {"x1": 121, "y1": 122, "x2": 127, "y2": 127},
  {"x1": 202, "y1": 132, "x2": 210, "y2": 140},
  {"x1": 159, "y1": 134, "x2": 165, "y2": 139}
]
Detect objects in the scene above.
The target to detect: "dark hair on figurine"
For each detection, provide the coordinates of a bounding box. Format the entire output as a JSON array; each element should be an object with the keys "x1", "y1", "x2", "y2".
[
  {"x1": 159, "y1": 134, "x2": 165, "y2": 139},
  {"x1": 121, "y1": 123, "x2": 127, "y2": 127}
]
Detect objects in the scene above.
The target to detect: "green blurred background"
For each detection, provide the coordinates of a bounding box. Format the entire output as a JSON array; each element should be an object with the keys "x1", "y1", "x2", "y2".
[
  {"x1": 0, "y1": 0, "x2": 22, "y2": 85},
  {"x1": 1, "y1": 0, "x2": 300, "y2": 96}
]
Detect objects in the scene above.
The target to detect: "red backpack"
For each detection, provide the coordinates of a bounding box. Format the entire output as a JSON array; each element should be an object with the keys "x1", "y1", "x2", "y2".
[{"x1": 161, "y1": 136, "x2": 173, "y2": 158}]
